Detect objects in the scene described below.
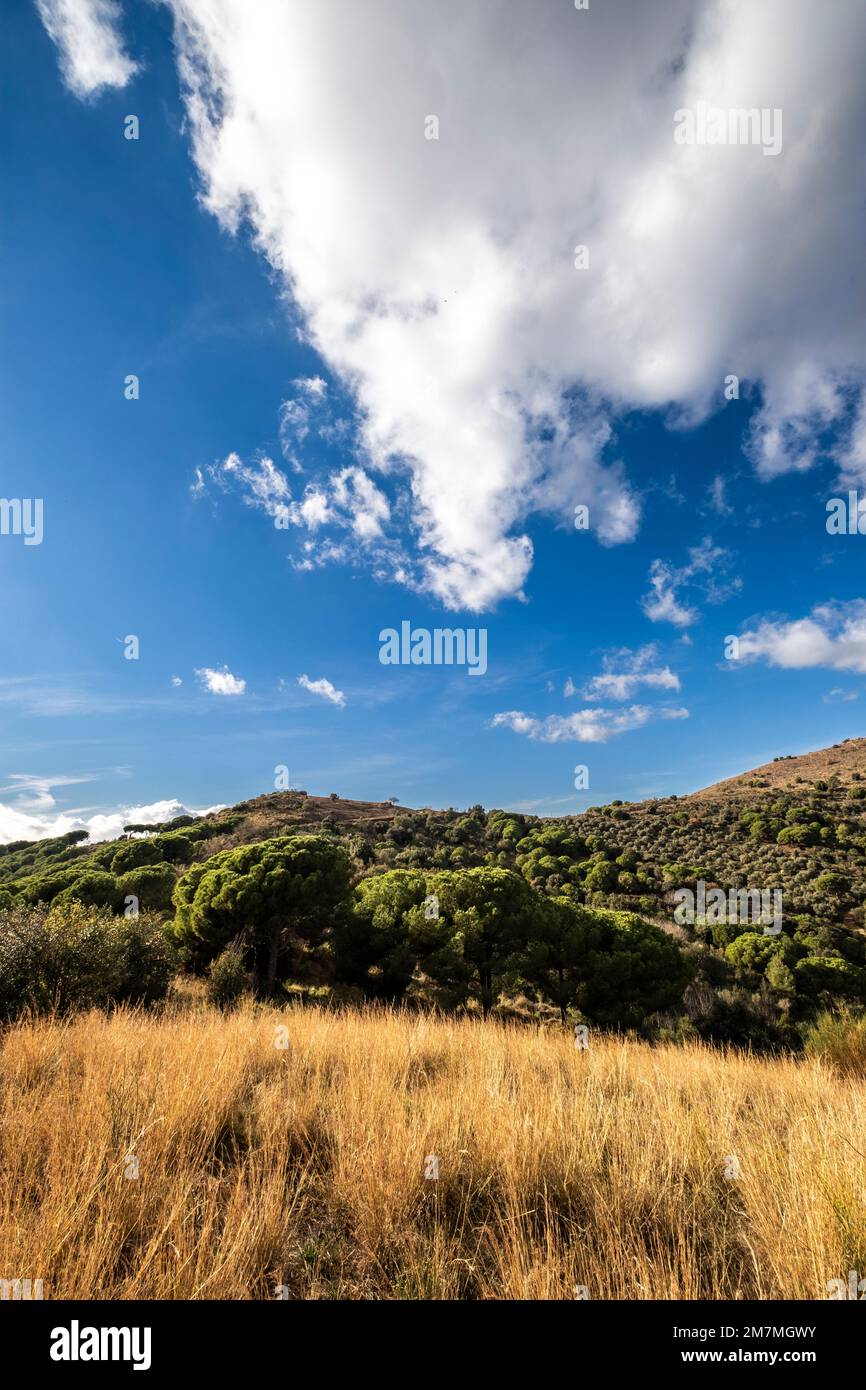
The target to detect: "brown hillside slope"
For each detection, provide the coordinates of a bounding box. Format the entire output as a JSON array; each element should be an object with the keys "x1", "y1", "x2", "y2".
[
  {"x1": 212, "y1": 791, "x2": 419, "y2": 847},
  {"x1": 687, "y1": 736, "x2": 866, "y2": 801}
]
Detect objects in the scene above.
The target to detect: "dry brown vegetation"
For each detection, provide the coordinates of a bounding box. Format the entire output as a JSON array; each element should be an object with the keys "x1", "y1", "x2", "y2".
[
  {"x1": 688, "y1": 736, "x2": 866, "y2": 801},
  {"x1": 1, "y1": 997, "x2": 864, "y2": 1300}
]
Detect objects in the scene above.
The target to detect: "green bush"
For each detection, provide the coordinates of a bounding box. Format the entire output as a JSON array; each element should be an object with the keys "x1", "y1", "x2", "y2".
[
  {"x1": 112, "y1": 912, "x2": 176, "y2": 1004},
  {"x1": 152, "y1": 833, "x2": 194, "y2": 864},
  {"x1": 777, "y1": 825, "x2": 820, "y2": 848},
  {"x1": 725, "y1": 931, "x2": 800, "y2": 976},
  {"x1": 795, "y1": 955, "x2": 866, "y2": 1002},
  {"x1": 0, "y1": 901, "x2": 174, "y2": 1018},
  {"x1": 207, "y1": 942, "x2": 249, "y2": 1009}
]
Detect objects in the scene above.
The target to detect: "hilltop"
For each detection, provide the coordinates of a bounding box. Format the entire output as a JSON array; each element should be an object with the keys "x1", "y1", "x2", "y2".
[{"x1": 688, "y1": 737, "x2": 866, "y2": 800}]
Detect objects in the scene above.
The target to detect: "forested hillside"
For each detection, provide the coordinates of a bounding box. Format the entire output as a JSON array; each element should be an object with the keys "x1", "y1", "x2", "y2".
[{"x1": 2, "y1": 739, "x2": 865, "y2": 1050}]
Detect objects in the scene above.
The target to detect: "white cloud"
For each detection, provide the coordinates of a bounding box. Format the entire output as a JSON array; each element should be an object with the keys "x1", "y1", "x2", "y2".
[
  {"x1": 709, "y1": 475, "x2": 733, "y2": 516},
  {"x1": 642, "y1": 542, "x2": 740, "y2": 627},
  {"x1": 0, "y1": 773, "x2": 97, "y2": 813},
  {"x1": 221, "y1": 451, "x2": 289, "y2": 518},
  {"x1": 823, "y1": 687, "x2": 859, "y2": 703},
  {"x1": 195, "y1": 665, "x2": 246, "y2": 695},
  {"x1": 36, "y1": 0, "x2": 137, "y2": 98},
  {"x1": 171, "y1": 675, "x2": 183, "y2": 687},
  {"x1": 737, "y1": 601, "x2": 866, "y2": 673},
  {"x1": 580, "y1": 646, "x2": 681, "y2": 701},
  {"x1": 642, "y1": 559, "x2": 699, "y2": 628},
  {"x1": 295, "y1": 376, "x2": 327, "y2": 400},
  {"x1": 54, "y1": 1, "x2": 866, "y2": 605},
  {"x1": 0, "y1": 795, "x2": 200, "y2": 846},
  {"x1": 491, "y1": 704, "x2": 688, "y2": 744},
  {"x1": 330, "y1": 467, "x2": 390, "y2": 541},
  {"x1": 297, "y1": 674, "x2": 346, "y2": 707}
]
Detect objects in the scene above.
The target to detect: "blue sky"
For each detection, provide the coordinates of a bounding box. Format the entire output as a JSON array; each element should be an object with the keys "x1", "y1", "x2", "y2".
[{"x1": 2, "y1": 0, "x2": 865, "y2": 841}]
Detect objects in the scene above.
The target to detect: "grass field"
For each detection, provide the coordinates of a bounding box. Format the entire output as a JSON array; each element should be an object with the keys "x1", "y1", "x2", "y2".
[{"x1": 1, "y1": 997, "x2": 864, "y2": 1300}]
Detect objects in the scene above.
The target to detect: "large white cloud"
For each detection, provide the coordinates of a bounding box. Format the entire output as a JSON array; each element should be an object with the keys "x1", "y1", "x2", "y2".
[
  {"x1": 41, "y1": 0, "x2": 866, "y2": 607},
  {"x1": 163, "y1": 0, "x2": 866, "y2": 609},
  {"x1": 737, "y1": 602, "x2": 866, "y2": 673}
]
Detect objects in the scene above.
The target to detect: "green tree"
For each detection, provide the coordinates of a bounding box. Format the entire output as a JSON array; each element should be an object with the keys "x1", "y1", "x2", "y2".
[
  {"x1": 117, "y1": 863, "x2": 176, "y2": 914},
  {"x1": 519, "y1": 896, "x2": 593, "y2": 1021},
  {"x1": 52, "y1": 869, "x2": 122, "y2": 911},
  {"x1": 575, "y1": 908, "x2": 692, "y2": 1028},
  {"x1": 172, "y1": 834, "x2": 351, "y2": 993},
  {"x1": 335, "y1": 869, "x2": 428, "y2": 1000},
  {"x1": 430, "y1": 867, "x2": 539, "y2": 1015},
  {"x1": 725, "y1": 931, "x2": 800, "y2": 976},
  {"x1": 110, "y1": 838, "x2": 164, "y2": 873}
]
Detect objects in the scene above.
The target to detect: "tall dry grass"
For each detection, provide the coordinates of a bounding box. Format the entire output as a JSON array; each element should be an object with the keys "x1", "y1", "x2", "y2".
[{"x1": 0, "y1": 998, "x2": 863, "y2": 1299}]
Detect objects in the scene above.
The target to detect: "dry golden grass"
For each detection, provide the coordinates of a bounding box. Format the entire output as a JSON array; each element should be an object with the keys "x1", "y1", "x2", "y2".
[{"x1": 1, "y1": 998, "x2": 864, "y2": 1300}]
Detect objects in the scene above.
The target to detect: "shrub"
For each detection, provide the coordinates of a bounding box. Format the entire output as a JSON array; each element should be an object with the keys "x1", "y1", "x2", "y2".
[
  {"x1": 725, "y1": 931, "x2": 799, "y2": 976},
  {"x1": 584, "y1": 861, "x2": 619, "y2": 894},
  {"x1": 207, "y1": 942, "x2": 249, "y2": 1009},
  {"x1": 803, "y1": 1008, "x2": 866, "y2": 1075},
  {"x1": 112, "y1": 912, "x2": 176, "y2": 1004},
  {"x1": 777, "y1": 825, "x2": 819, "y2": 848},
  {"x1": 0, "y1": 901, "x2": 173, "y2": 1018},
  {"x1": 795, "y1": 955, "x2": 866, "y2": 1002}
]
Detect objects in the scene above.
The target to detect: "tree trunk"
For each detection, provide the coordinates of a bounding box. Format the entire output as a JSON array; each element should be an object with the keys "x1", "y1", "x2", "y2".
[
  {"x1": 481, "y1": 964, "x2": 492, "y2": 1016},
  {"x1": 265, "y1": 921, "x2": 280, "y2": 995}
]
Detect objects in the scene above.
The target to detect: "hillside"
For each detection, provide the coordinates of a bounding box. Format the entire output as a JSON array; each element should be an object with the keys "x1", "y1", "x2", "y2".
[
  {"x1": 2, "y1": 743, "x2": 866, "y2": 1050},
  {"x1": 688, "y1": 736, "x2": 866, "y2": 800}
]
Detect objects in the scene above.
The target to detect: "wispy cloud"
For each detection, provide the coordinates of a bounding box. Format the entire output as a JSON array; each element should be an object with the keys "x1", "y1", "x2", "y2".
[
  {"x1": 823, "y1": 687, "x2": 859, "y2": 703},
  {"x1": 297, "y1": 674, "x2": 346, "y2": 708},
  {"x1": 642, "y1": 543, "x2": 741, "y2": 628},
  {"x1": 491, "y1": 705, "x2": 688, "y2": 744},
  {"x1": 708, "y1": 475, "x2": 733, "y2": 516},
  {"x1": 0, "y1": 772, "x2": 99, "y2": 812},
  {"x1": 579, "y1": 645, "x2": 681, "y2": 702},
  {"x1": 0, "y1": 676, "x2": 174, "y2": 718}
]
